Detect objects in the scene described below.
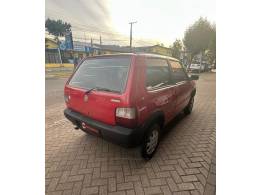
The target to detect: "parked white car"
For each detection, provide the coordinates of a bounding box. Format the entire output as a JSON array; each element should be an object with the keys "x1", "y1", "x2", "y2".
[{"x1": 189, "y1": 63, "x2": 204, "y2": 73}]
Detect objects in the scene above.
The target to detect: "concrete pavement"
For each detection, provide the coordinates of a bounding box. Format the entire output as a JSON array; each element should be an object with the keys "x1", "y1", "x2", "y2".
[{"x1": 45, "y1": 72, "x2": 216, "y2": 195}]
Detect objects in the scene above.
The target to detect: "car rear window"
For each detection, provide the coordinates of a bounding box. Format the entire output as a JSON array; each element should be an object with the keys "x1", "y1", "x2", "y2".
[{"x1": 69, "y1": 57, "x2": 131, "y2": 93}]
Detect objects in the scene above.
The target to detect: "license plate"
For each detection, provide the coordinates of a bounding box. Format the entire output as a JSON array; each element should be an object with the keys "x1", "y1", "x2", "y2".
[{"x1": 81, "y1": 122, "x2": 99, "y2": 134}]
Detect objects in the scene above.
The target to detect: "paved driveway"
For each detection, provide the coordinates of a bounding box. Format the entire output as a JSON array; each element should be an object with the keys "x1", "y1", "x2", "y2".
[{"x1": 46, "y1": 73, "x2": 216, "y2": 195}]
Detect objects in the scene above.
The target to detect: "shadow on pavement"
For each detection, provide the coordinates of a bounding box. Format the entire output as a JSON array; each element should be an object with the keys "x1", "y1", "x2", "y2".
[{"x1": 160, "y1": 112, "x2": 187, "y2": 140}]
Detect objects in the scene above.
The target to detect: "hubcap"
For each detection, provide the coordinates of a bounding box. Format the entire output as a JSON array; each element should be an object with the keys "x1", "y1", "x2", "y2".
[{"x1": 146, "y1": 129, "x2": 159, "y2": 154}]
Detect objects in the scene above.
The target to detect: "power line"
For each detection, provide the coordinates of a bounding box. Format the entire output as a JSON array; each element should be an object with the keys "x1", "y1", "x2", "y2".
[
  {"x1": 72, "y1": 30, "x2": 155, "y2": 45},
  {"x1": 46, "y1": 8, "x2": 156, "y2": 46},
  {"x1": 46, "y1": 8, "x2": 121, "y2": 36},
  {"x1": 72, "y1": 36, "x2": 129, "y2": 43}
]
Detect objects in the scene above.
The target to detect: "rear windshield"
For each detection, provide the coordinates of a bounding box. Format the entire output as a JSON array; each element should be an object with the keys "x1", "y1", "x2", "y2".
[{"x1": 69, "y1": 57, "x2": 131, "y2": 93}]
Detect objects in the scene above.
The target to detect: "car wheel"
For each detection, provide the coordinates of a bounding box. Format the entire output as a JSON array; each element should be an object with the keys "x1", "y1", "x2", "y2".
[
  {"x1": 141, "y1": 124, "x2": 160, "y2": 160},
  {"x1": 184, "y1": 96, "x2": 194, "y2": 115}
]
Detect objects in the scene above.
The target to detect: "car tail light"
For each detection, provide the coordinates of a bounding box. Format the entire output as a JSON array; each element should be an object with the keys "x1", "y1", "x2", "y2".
[
  {"x1": 115, "y1": 107, "x2": 137, "y2": 128},
  {"x1": 116, "y1": 108, "x2": 136, "y2": 119}
]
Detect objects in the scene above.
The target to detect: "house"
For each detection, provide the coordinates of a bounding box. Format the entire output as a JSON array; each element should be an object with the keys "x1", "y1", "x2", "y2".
[
  {"x1": 45, "y1": 38, "x2": 60, "y2": 63},
  {"x1": 95, "y1": 44, "x2": 130, "y2": 55},
  {"x1": 47, "y1": 36, "x2": 177, "y2": 64},
  {"x1": 45, "y1": 37, "x2": 58, "y2": 49}
]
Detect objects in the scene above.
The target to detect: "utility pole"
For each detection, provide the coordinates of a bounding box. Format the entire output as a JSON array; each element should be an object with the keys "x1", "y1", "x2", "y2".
[
  {"x1": 56, "y1": 38, "x2": 62, "y2": 66},
  {"x1": 199, "y1": 51, "x2": 203, "y2": 73},
  {"x1": 84, "y1": 32, "x2": 87, "y2": 56},
  {"x1": 129, "y1": 21, "x2": 137, "y2": 52},
  {"x1": 91, "y1": 38, "x2": 93, "y2": 56},
  {"x1": 99, "y1": 36, "x2": 102, "y2": 55},
  {"x1": 58, "y1": 47, "x2": 62, "y2": 65},
  {"x1": 84, "y1": 32, "x2": 87, "y2": 44}
]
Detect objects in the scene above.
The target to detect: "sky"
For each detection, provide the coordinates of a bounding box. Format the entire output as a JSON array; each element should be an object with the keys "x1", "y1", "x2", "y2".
[{"x1": 46, "y1": 0, "x2": 215, "y2": 47}]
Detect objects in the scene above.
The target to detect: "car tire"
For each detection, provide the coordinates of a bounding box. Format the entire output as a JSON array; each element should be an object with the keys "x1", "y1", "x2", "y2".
[
  {"x1": 184, "y1": 96, "x2": 194, "y2": 115},
  {"x1": 141, "y1": 124, "x2": 161, "y2": 160}
]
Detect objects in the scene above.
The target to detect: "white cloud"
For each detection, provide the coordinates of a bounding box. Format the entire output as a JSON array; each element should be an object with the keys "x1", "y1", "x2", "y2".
[{"x1": 46, "y1": 0, "x2": 215, "y2": 46}]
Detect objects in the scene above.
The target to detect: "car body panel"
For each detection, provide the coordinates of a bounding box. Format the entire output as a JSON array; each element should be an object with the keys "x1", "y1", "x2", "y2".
[
  {"x1": 65, "y1": 55, "x2": 136, "y2": 125},
  {"x1": 64, "y1": 53, "x2": 197, "y2": 146}
]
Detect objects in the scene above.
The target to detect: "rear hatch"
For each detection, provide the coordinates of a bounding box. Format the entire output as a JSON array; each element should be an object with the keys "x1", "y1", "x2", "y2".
[{"x1": 65, "y1": 56, "x2": 132, "y2": 125}]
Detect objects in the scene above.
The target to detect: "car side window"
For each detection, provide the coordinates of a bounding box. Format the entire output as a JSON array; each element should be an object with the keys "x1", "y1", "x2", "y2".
[
  {"x1": 169, "y1": 60, "x2": 188, "y2": 84},
  {"x1": 145, "y1": 58, "x2": 171, "y2": 90}
]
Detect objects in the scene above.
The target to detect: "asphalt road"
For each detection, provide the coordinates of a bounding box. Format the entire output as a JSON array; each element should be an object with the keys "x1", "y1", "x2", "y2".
[{"x1": 45, "y1": 78, "x2": 68, "y2": 106}]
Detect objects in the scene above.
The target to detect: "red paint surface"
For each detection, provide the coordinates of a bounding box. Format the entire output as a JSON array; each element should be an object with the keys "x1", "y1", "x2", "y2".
[{"x1": 64, "y1": 54, "x2": 196, "y2": 128}]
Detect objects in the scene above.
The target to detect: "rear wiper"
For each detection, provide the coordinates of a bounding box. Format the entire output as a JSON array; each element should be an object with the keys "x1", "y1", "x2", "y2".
[
  {"x1": 85, "y1": 87, "x2": 119, "y2": 94},
  {"x1": 85, "y1": 87, "x2": 98, "y2": 94},
  {"x1": 97, "y1": 88, "x2": 118, "y2": 93}
]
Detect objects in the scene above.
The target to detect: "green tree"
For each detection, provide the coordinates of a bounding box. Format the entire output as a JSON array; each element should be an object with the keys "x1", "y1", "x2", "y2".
[
  {"x1": 171, "y1": 39, "x2": 183, "y2": 59},
  {"x1": 183, "y1": 17, "x2": 215, "y2": 63},
  {"x1": 208, "y1": 24, "x2": 216, "y2": 64},
  {"x1": 45, "y1": 18, "x2": 71, "y2": 64},
  {"x1": 45, "y1": 18, "x2": 71, "y2": 39}
]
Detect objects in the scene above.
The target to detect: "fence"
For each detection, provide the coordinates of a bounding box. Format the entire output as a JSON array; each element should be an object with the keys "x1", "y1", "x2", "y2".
[{"x1": 45, "y1": 49, "x2": 60, "y2": 63}]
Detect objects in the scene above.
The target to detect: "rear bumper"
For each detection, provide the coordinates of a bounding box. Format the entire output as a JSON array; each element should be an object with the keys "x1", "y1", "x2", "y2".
[{"x1": 64, "y1": 108, "x2": 144, "y2": 147}]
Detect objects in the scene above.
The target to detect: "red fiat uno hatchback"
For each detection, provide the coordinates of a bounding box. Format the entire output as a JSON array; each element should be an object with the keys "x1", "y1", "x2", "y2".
[{"x1": 64, "y1": 53, "x2": 198, "y2": 159}]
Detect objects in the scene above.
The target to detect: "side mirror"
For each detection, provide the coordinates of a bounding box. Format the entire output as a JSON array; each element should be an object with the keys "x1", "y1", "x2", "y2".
[{"x1": 190, "y1": 74, "x2": 199, "y2": 80}]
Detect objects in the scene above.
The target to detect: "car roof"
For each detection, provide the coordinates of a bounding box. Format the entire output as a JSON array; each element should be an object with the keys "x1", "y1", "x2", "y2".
[
  {"x1": 135, "y1": 53, "x2": 179, "y2": 61},
  {"x1": 83, "y1": 53, "x2": 179, "y2": 62}
]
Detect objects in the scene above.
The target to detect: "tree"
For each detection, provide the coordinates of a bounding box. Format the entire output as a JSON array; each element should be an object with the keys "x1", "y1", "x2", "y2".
[
  {"x1": 183, "y1": 17, "x2": 215, "y2": 63},
  {"x1": 208, "y1": 24, "x2": 216, "y2": 64},
  {"x1": 45, "y1": 18, "x2": 72, "y2": 64},
  {"x1": 45, "y1": 18, "x2": 71, "y2": 39},
  {"x1": 171, "y1": 39, "x2": 183, "y2": 59}
]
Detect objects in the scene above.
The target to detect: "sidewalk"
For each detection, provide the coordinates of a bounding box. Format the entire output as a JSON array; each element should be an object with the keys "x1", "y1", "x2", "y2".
[{"x1": 45, "y1": 67, "x2": 74, "y2": 79}]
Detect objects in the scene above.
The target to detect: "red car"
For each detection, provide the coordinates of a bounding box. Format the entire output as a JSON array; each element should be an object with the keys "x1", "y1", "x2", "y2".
[{"x1": 64, "y1": 53, "x2": 199, "y2": 159}]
